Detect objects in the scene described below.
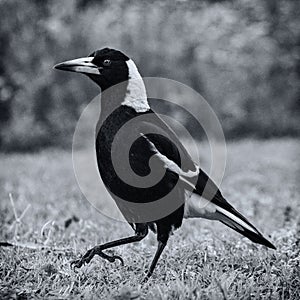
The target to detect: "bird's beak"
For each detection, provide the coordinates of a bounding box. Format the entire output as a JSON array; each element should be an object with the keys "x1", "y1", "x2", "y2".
[{"x1": 53, "y1": 57, "x2": 102, "y2": 75}]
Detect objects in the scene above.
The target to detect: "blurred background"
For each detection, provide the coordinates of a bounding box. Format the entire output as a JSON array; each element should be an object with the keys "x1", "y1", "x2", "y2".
[
  {"x1": 0, "y1": 0, "x2": 299, "y2": 151},
  {"x1": 1, "y1": 2, "x2": 299, "y2": 298}
]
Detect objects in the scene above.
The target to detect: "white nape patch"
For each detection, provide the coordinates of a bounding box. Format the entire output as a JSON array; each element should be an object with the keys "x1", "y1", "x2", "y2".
[{"x1": 122, "y1": 59, "x2": 150, "y2": 112}]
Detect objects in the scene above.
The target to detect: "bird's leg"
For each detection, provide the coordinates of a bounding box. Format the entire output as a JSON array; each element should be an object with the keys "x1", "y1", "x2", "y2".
[
  {"x1": 71, "y1": 227, "x2": 148, "y2": 269},
  {"x1": 143, "y1": 241, "x2": 166, "y2": 282}
]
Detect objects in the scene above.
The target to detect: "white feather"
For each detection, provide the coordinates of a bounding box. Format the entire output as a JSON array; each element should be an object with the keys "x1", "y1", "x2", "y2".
[
  {"x1": 216, "y1": 207, "x2": 257, "y2": 233},
  {"x1": 184, "y1": 192, "x2": 257, "y2": 234},
  {"x1": 122, "y1": 59, "x2": 150, "y2": 112},
  {"x1": 145, "y1": 136, "x2": 199, "y2": 178}
]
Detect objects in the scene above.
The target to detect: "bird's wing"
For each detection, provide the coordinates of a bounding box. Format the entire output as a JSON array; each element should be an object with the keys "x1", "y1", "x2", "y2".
[
  {"x1": 137, "y1": 110, "x2": 216, "y2": 194},
  {"x1": 137, "y1": 110, "x2": 276, "y2": 249},
  {"x1": 138, "y1": 109, "x2": 198, "y2": 172}
]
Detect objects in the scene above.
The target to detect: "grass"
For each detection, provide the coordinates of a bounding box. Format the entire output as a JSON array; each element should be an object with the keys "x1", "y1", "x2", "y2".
[{"x1": 0, "y1": 138, "x2": 299, "y2": 299}]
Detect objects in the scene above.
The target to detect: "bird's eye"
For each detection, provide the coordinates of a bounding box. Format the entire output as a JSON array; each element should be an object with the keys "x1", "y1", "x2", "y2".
[{"x1": 103, "y1": 59, "x2": 111, "y2": 66}]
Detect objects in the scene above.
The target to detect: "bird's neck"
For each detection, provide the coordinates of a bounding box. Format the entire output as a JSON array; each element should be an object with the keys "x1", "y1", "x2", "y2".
[
  {"x1": 99, "y1": 60, "x2": 150, "y2": 122},
  {"x1": 121, "y1": 59, "x2": 150, "y2": 113}
]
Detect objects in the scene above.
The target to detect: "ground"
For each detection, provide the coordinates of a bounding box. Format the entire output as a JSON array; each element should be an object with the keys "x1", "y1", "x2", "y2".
[{"x1": 0, "y1": 139, "x2": 299, "y2": 299}]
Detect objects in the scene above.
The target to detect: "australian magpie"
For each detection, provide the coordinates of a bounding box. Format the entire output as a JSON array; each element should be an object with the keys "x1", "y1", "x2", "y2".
[{"x1": 54, "y1": 48, "x2": 276, "y2": 280}]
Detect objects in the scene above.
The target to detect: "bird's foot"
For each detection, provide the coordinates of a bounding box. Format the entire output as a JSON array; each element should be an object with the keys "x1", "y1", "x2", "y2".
[
  {"x1": 141, "y1": 276, "x2": 149, "y2": 284},
  {"x1": 70, "y1": 246, "x2": 124, "y2": 270},
  {"x1": 141, "y1": 271, "x2": 152, "y2": 284},
  {"x1": 99, "y1": 251, "x2": 124, "y2": 266}
]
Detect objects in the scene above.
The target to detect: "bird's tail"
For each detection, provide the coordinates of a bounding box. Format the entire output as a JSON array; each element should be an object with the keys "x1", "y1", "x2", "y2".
[
  {"x1": 183, "y1": 169, "x2": 276, "y2": 249},
  {"x1": 214, "y1": 203, "x2": 276, "y2": 249}
]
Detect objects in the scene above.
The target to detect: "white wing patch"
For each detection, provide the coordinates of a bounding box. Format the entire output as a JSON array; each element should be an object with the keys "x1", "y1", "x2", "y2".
[
  {"x1": 122, "y1": 59, "x2": 150, "y2": 112},
  {"x1": 142, "y1": 134, "x2": 258, "y2": 234},
  {"x1": 144, "y1": 136, "x2": 199, "y2": 178}
]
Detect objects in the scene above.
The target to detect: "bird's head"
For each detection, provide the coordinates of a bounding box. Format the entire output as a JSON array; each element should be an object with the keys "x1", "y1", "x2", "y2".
[
  {"x1": 54, "y1": 48, "x2": 131, "y2": 90},
  {"x1": 54, "y1": 47, "x2": 149, "y2": 112}
]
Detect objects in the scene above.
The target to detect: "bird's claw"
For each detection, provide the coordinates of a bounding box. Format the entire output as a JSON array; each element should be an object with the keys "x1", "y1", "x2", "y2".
[
  {"x1": 106, "y1": 254, "x2": 124, "y2": 266},
  {"x1": 70, "y1": 248, "x2": 124, "y2": 271},
  {"x1": 70, "y1": 258, "x2": 85, "y2": 270},
  {"x1": 141, "y1": 275, "x2": 151, "y2": 284},
  {"x1": 141, "y1": 271, "x2": 151, "y2": 284}
]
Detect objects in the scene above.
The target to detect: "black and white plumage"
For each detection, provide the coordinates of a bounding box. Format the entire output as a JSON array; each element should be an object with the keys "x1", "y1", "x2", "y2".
[{"x1": 54, "y1": 48, "x2": 275, "y2": 280}]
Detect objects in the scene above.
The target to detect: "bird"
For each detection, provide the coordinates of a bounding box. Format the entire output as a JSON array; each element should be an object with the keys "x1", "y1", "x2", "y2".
[{"x1": 54, "y1": 48, "x2": 276, "y2": 280}]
